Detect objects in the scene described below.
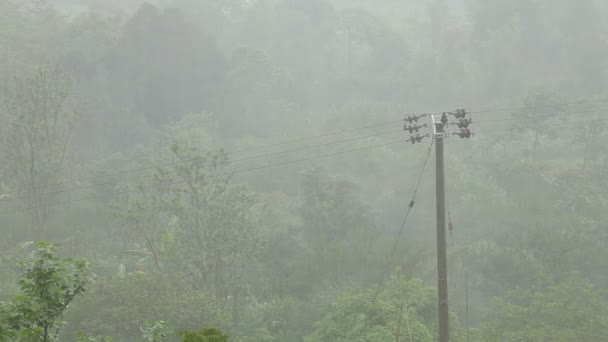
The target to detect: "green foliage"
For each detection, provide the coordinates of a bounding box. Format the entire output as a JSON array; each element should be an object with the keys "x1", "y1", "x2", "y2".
[
  {"x1": 139, "y1": 321, "x2": 172, "y2": 342},
  {"x1": 101, "y1": 3, "x2": 225, "y2": 127},
  {"x1": 0, "y1": 301, "x2": 16, "y2": 341},
  {"x1": 238, "y1": 295, "x2": 331, "y2": 342},
  {"x1": 0, "y1": 241, "x2": 93, "y2": 342},
  {"x1": 177, "y1": 328, "x2": 228, "y2": 342},
  {"x1": 481, "y1": 276, "x2": 608, "y2": 341},
  {"x1": 62, "y1": 272, "x2": 228, "y2": 340},
  {"x1": 305, "y1": 274, "x2": 436, "y2": 342},
  {"x1": 76, "y1": 333, "x2": 114, "y2": 342},
  {"x1": 244, "y1": 328, "x2": 274, "y2": 342},
  {"x1": 298, "y1": 169, "x2": 379, "y2": 286},
  {"x1": 2, "y1": 0, "x2": 608, "y2": 341},
  {"x1": 109, "y1": 118, "x2": 271, "y2": 329}
]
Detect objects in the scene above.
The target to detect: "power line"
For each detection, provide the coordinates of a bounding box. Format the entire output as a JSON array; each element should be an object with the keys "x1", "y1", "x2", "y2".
[
  {"x1": 371, "y1": 139, "x2": 434, "y2": 304},
  {"x1": 476, "y1": 117, "x2": 608, "y2": 135},
  {"x1": 390, "y1": 139, "x2": 434, "y2": 259},
  {"x1": 30, "y1": 106, "x2": 586, "y2": 216},
  {"x1": 404, "y1": 99, "x2": 608, "y2": 116},
  {"x1": 470, "y1": 98, "x2": 608, "y2": 115},
  {"x1": 0, "y1": 139, "x2": 411, "y2": 215},
  {"x1": 0, "y1": 119, "x2": 404, "y2": 197},
  {"x1": 444, "y1": 118, "x2": 608, "y2": 144},
  {"x1": 3, "y1": 99, "x2": 607, "y2": 199},
  {"x1": 475, "y1": 108, "x2": 608, "y2": 123},
  {"x1": 4, "y1": 114, "x2": 606, "y2": 205},
  {"x1": 0, "y1": 129, "x2": 404, "y2": 203}
]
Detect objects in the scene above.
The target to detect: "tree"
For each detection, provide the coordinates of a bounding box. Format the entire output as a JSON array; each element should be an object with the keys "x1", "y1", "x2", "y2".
[
  {"x1": 222, "y1": 46, "x2": 295, "y2": 138},
  {"x1": 305, "y1": 274, "x2": 437, "y2": 342},
  {"x1": 102, "y1": 3, "x2": 225, "y2": 127},
  {"x1": 114, "y1": 143, "x2": 263, "y2": 293},
  {"x1": 177, "y1": 328, "x2": 229, "y2": 342},
  {"x1": 0, "y1": 241, "x2": 93, "y2": 342},
  {"x1": 112, "y1": 115, "x2": 269, "y2": 327},
  {"x1": 481, "y1": 276, "x2": 608, "y2": 341},
  {"x1": 1, "y1": 66, "x2": 80, "y2": 239},
  {"x1": 62, "y1": 272, "x2": 228, "y2": 340},
  {"x1": 298, "y1": 169, "x2": 378, "y2": 286},
  {"x1": 139, "y1": 320, "x2": 172, "y2": 342}
]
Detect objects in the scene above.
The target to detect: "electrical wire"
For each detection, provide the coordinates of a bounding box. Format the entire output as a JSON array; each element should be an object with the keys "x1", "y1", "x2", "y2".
[
  {"x1": 475, "y1": 107, "x2": 608, "y2": 123},
  {"x1": 3, "y1": 100, "x2": 608, "y2": 200},
  {"x1": 0, "y1": 119, "x2": 404, "y2": 197},
  {"x1": 0, "y1": 99, "x2": 608, "y2": 197},
  {"x1": 371, "y1": 138, "x2": 434, "y2": 304},
  {"x1": 470, "y1": 98, "x2": 608, "y2": 115},
  {"x1": 4, "y1": 115, "x2": 607, "y2": 207},
  {"x1": 406, "y1": 98, "x2": 608, "y2": 116},
  {"x1": 444, "y1": 117, "x2": 608, "y2": 144},
  {"x1": 0, "y1": 138, "x2": 411, "y2": 215},
  {"x1": 479, "y1": 117, "x2": 608, "y2": 133},
  {"x1": 0, "y1": 129, "x2": 404, "y2": 203}
]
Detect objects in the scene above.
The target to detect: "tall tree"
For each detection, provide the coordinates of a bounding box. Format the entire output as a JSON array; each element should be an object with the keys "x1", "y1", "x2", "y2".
[
  {"x1": 1, "y1": 66, "x2": 80, "y2": 239},
  {"x1": 113, "y1": 115, "x2": 268, "y2": 327},
  {"x1": 102, "y1": 3, "x2": 225, "y2": 127}
]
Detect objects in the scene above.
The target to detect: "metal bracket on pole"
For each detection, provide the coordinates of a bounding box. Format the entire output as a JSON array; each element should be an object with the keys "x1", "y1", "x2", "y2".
[{"x1": 431, "y1": 114, "x2": 447, "y2": 140}]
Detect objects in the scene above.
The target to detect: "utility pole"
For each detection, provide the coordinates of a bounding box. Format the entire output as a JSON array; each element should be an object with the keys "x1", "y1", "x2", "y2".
[
  {"x1": 433, "y1": 114, "x2": 449, "y2": 342},
  {"x1": 465, "y1": 271, "x2": 470, "y2": 342},
  {"x1": 404, "y1": 109, "x2": 473, "y2": 342}
]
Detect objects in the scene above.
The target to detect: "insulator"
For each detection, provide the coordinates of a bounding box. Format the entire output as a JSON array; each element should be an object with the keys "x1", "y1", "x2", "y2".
[
  {"x1": 453, "y1": 128, "x2": 472, "y2": 139},
  {"x1": 441, "y1": 112, "x2": 449, "y2": 125},
  {"x1": 405, "y1": 115, "x2": 417, "y2": 123},
  {"x1": 451, "y1": 118, "x2": 472, "y2": 129},
  {"x1": 404, "y1": 123, "x2": 428, "y2": 134},
  {"x1": 405, "y1": 114, "x2": 428, "y2": 124},
  {"x1": 450, "y1": 109, "x2": 468, "y2": 119},
  {"x1": 405, "y1": 125, "x2": 419, "y2": 133},
  {"x1": 408, "y1": 133, "x2": 429, "y2": 144}
]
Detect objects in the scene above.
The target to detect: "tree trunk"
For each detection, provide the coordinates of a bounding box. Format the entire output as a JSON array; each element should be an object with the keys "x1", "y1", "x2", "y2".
[
  {"x1": 43, "y1": 323, "x2": 49, "y2": 342},
  {"x1": 531, "y1": 130, "x2": 539, "y2": 163},
  {"x1": 583, "y1": 131, "x2": 594, "y2": 169}
]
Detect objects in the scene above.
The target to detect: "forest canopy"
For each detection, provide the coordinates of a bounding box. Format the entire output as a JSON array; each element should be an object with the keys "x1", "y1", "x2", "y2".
[{"x1": 1, "y1": 0, "x2": 608, "y2": 341}]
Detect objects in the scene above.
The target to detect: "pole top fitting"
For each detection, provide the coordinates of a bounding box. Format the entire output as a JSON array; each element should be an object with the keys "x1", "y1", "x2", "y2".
[{"x1": 431, "y1": 114, "x2": 447, "y2": 139}]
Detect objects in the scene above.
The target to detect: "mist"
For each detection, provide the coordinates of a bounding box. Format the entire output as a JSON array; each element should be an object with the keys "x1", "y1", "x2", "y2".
[{"x1": 1, "y1": 0, "x2": 607, "y2": 341}]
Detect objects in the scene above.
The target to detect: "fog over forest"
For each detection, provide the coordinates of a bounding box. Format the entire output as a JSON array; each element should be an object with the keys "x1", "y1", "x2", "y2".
[{"x1": 1, "y1": 1, "x2": 608, "y2": 341}]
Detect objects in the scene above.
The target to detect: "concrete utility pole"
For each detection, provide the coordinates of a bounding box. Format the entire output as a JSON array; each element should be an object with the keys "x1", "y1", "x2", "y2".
[
  {"x1": 433, "y1": 114, "x2": 449, "y2": 342},
  {"x1": 465, "y1": 271, "x2": 470, "y2": 342},
  {"x1": 404, "y1": 109, "x2": 472, "y2": 342}
]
